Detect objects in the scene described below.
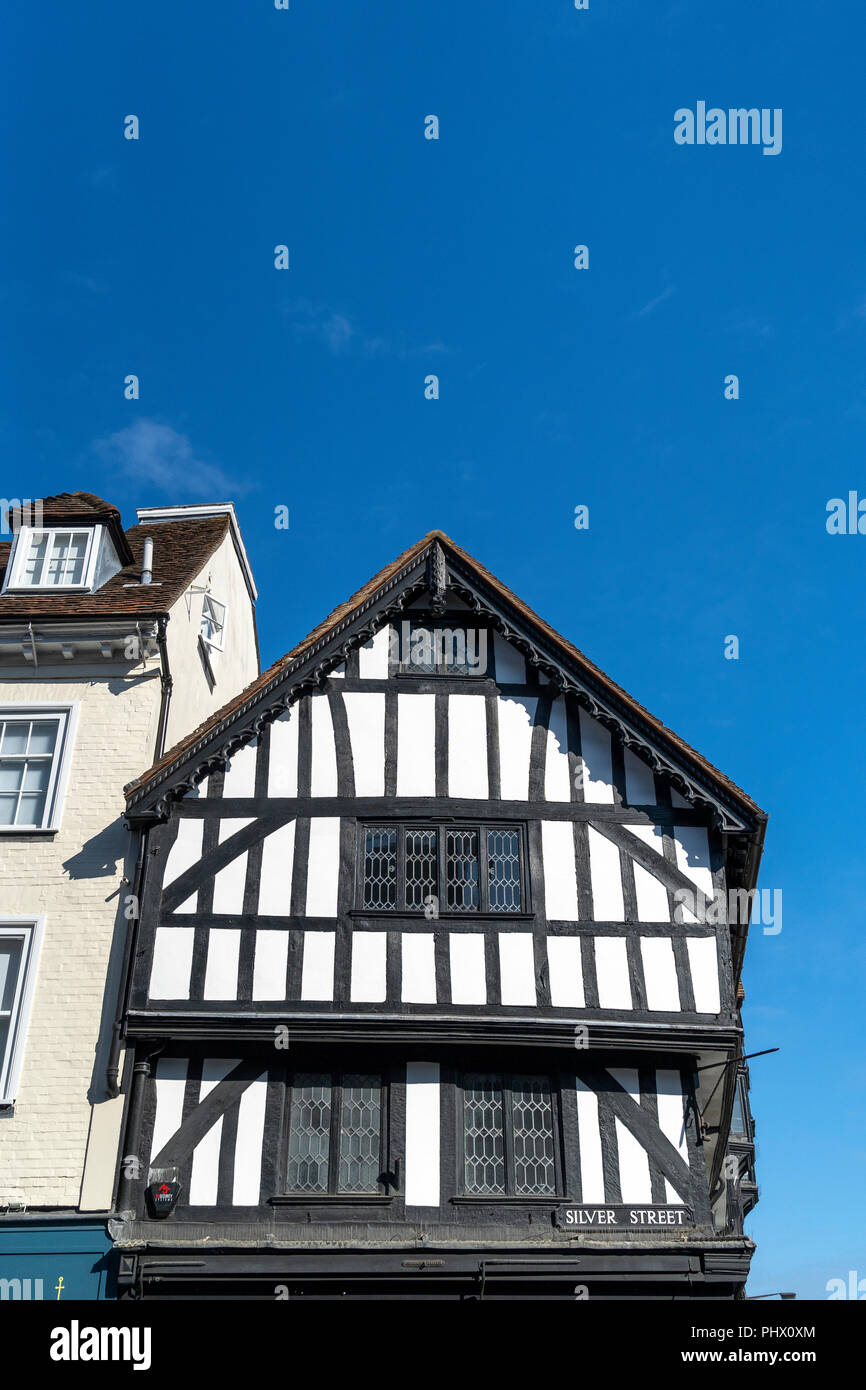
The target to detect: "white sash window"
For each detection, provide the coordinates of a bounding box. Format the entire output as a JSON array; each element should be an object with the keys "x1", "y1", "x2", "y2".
[
  {"x1": 0, "y1": 706, "x2": 78, "y2": 831},
  {"x1": 3, "y1": 527, "x2": 99, "y2": 591},
  {"x1": 0, "y1": 919, "x2": 44, "y2": 1106}
]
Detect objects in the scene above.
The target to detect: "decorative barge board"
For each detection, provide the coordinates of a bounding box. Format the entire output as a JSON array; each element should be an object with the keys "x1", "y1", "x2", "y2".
[{"x1": 114, "y1": 532, "x2": 767, "y2": 1299}]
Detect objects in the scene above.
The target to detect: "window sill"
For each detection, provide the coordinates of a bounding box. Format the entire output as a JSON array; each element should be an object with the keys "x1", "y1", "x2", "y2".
[
  {"x1": 3, "y1": 584, "x2": 92, "y2": 594},
  {"x1": 391, "y1": 671, "x2": 494, "y2": 681},
  {"x1": 269, "y1": 1193, "x2": 394, "y2": 1206},
  {"x1": 0, "y1": 827, "x2": 58, "y2": 836},
  {"x1": 349, "y1": 910, "x2": 535, "y2": 923},
  {"x1": 450, "y1": 1195, "x2": 559, "y2": 1206}
]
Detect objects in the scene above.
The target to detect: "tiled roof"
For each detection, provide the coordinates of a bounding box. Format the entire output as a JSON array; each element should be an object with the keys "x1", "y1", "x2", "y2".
[
  {"x1": 0, "y1": 515, "x2": 230, "y2": 620},
  {"x1": 124, "y1": 531, "x2": 765, "y2": 819},
  {"x1": 7, "y1": 491, "x2": 119, "y2": 522}
]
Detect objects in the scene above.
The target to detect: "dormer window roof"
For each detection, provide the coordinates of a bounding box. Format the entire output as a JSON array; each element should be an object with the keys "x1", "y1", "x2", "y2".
[
  {"x1": 0, "y1": 493, "x2": 135, "y2": 598},
  {"x1": 0, "y1": 496, "x2": 240, "y2": 622}
]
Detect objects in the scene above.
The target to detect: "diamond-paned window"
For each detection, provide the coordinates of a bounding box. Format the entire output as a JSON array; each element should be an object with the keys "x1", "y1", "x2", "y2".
[
  {"x1": 338, "y1": 1074, "x2": 383, "y2": 1193},
  {"x1": 487, "y1": 829, "x2": 521, "y2": 912},
  {"x1": 463, "y1": 1075, "x2": 506, "y2": 1194},
  {"x1": 286, "y1": 1073, "x2": 332, "y2": 1193},
  {"x1": 394, "y1": 621, "x2": 489, "y2": 675},
  {"x1": 405, "y1": 829, "x2": 437, "y2": 910},
  {"x1": 360, "y1": 824, "x2": 524, "y2": 913},
  {"x1": 363, "y1": 827, "x2": 398, "y2": 909},
  {"x1": 511, "y1": 1075, "x2": 556, "y2": 1195},
  {"x1": 285, "y1": 1072, "x2": 385, "y2": 1195},
  {"x1": 462, "y1": 1073, "x2": 558, "y2": 1197},
  {"x1": 446, "y1": 829, "x2": 480, "y2": 911}
]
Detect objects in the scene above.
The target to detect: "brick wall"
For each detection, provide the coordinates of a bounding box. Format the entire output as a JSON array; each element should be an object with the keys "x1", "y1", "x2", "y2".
[{"x1": 0, "y1": 673, "x2": 160, "y2": 1206}]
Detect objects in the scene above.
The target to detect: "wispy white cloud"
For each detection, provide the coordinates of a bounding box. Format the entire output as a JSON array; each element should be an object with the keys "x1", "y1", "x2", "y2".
[
  {"x1": 88, "y1": 167, "x2": 116, "y2": 188},
  {"x1": 283, "y1": 299, "x2": 450, "y2": 360},
  {"x1": 632, "y1": 286, "x2": 674, "y2": 319},
  {"x1": 93, "y1": 419, "x2": 240, "y2": 499},
  {"x1": 726, "y1": 309, "x2": 774, "y2": 339},
  {"x1": 64, "y1": 270, "x2": 109, "y2": 295},
  {"x1": 283, "y1": 299, "x2": 356, "y2": 354}
]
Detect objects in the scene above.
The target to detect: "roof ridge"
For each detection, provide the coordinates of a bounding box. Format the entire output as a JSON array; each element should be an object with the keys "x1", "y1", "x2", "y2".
[
  {"x1": 0, "y1": 514, "x2": 232, "y2": 622},
  {"x1": 123, "y1": 531, "x2": 763, "y2": 818}
]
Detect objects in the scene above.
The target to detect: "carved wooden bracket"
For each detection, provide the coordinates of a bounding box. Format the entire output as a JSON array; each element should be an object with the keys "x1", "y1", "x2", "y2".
[{"x1": 427, "y1": 540, "x2": 448, "y2": 613}]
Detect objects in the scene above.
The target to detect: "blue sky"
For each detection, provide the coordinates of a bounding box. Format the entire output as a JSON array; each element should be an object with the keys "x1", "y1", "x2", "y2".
[{"x1": 3, "y1": 1, "x2": 864, "y2": 1298}]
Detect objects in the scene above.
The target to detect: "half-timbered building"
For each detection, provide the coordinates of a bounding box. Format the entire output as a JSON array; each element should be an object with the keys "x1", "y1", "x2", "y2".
[{"x1": 114, "y1": 531, "x2": 766, "y2": 1299}]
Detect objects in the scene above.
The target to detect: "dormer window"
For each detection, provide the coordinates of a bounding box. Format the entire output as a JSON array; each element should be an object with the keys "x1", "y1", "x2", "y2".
[
  {"x1": 4, "y1": 526, "x2": 99, "y2": 592},
  {"x1": 200, "y1": 594, "x2": 227, "y2": 650}
]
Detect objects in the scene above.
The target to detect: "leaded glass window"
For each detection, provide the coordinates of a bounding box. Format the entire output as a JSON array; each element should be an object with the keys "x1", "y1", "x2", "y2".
[
  {"x1": 405, "y1": 829, "x2": 437, "y2": 909},
  {"x1": 286, "y1": 1074, "x2": 332, "y2": 1192},
  {"x1": 487, "y1": 829, "x2": 520, "y2": 912},
  {"x1": 730, "y1": 1077, "x2": 748, "y2": 1136},
  {"x1": 463, "y1": 1075, "x2": 506, "y2": 1194},
  {"x1": 338, "y1": 1075, "x2": 382, "y2": 1192},
  {"x1": 285, "y1": 1072, "x2": 385, "y2": 1194},
  {"x1": 445, "y1": 828, "x2": 479, "y2": 911},
  {"x1": 462, "y1": 1073, "x2": 557, "y2": 1196},
  {"x1": 360, "y1": 824, "x2": 525, "y2": 913},
  {"x1": 394, "y1": 621, "x2": 489, "y2": 676},
  {"x1": 511, "y1": 1075, "x2": 556, "y2": 1195},
  {"x1": 363, "y1": 827, "x2": 398, "y2": 909}
]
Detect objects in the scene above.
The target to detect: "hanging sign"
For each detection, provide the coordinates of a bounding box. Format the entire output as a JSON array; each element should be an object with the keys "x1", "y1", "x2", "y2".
[{"x1": 147, "y1": 1180, "x2": 181, "y2": 1217}]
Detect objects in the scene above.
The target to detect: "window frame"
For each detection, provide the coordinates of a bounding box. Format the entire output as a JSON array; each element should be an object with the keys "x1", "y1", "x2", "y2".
[
  {"x1": 200, "y1": 593, "x2": 228, "y2": 652},
  {"x1": 390, "y1": 617, "x2": 492, "y2": 678},
  {"x1": 356, "y1": 820, "x2": 529, "y2": 916},
  {"x1": 281, "y1": 1068, "x2": 390, "y2": 1198},
  {"x1": 730, "y1": 1074, "x2": 753, "y2": 1139},
  {"x1": 2, "y1": 525, "x2": 100, "y2": 593},
  {"x1": 0, "y1": 917, "x2": 45, "y2": 1107},
  {"x1": 456, "y1": 1070, "x2": 563, "y2": 1199},
  {"x1": 0, "y1": 704, "x2": 79, "y2": 832}
]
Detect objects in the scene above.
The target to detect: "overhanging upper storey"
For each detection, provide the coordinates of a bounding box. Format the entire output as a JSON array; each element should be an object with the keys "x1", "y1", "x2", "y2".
[{"x1": 120, "y1": 532, "x2": 767, "y2": 1044}]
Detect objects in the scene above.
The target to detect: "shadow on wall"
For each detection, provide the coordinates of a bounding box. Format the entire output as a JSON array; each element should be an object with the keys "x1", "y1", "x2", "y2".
[
  {"x1": 84, "y1": 829, "x2": 141, "y2": 1106},
  {"x1": 62, "y1": 820, "x2": 128, "y2": 880}
]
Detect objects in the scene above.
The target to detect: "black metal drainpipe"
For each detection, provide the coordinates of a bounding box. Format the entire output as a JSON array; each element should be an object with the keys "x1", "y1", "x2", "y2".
[
  {"x1": 153, "y1": 614, "x2": 173, "y2": 765},
  {"x1": 115, "y1": 1049, "x2": 162, "y2": 1213},
  {"x1": 105, "y1": 826, "x2": 148, "y2": 1099},
  {"x1": 106, "y1": 614, "x2": 172, "y2": 1098}
]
